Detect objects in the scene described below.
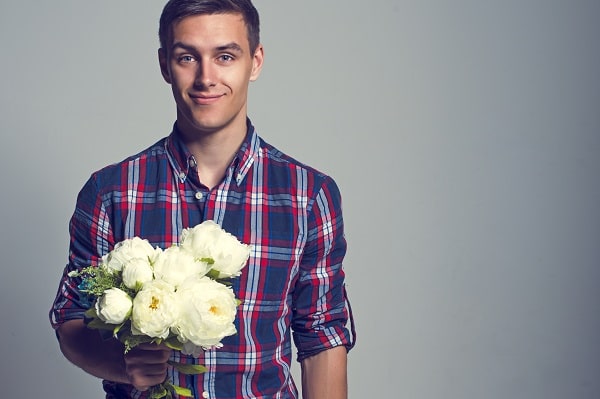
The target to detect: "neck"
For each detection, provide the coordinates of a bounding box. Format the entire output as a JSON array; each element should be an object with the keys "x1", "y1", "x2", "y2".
[{"x1": 176, "y1": 118, "x2": 247, "y2": 190}]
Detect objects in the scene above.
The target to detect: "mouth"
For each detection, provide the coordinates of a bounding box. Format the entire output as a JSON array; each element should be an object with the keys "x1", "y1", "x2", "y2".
[{"x1": 190, "y1": 93, "x2": 224, "y2": 105}]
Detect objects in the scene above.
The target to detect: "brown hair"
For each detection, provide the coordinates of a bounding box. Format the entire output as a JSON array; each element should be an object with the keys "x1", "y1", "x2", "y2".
[{"x1": 159, "y1": 0, "x2": 260, "y2": 53}]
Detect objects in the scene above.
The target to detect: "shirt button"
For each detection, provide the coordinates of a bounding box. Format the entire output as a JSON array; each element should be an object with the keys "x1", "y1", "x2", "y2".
[
  {"x1": 202, "y1": 391, "x2": 209, "y2": 398},
  {"x1": 178, "y1": 172, "x2": 186, "y2": 180},
  {"x1": 195, "y1": 192, "x2": 204, "y2": 200}
]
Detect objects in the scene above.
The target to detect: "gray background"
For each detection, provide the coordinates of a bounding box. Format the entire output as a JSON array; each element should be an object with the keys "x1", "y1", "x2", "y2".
[{"x1": 1, "y1": 1, "x2": 599, "y2": 398}]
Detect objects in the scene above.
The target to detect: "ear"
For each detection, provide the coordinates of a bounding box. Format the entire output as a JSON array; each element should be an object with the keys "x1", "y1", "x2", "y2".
[
  {"x1": 249, "y1": 44, "x2": 264, "y2": 82},
  {"x1": 158, "y1": 48, "x2": 172, "y2": 84}
]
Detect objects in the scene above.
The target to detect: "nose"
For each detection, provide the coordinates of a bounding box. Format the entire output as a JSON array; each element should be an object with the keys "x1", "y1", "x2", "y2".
[{"x1": 194, "y1": 59, "x2": 216, "y2": 88}]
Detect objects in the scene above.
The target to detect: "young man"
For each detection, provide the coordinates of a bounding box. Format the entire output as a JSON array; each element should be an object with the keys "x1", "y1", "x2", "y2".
[{"x1": 50, "y1": 1, "x2": 354, "y2": 398}]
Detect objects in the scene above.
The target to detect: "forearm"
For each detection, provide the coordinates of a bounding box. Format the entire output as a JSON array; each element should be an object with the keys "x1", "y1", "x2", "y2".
[
  {"x1": 301, "y1": 346, "x2": 348, "y2": 399},
  {"x1": 57, "y1": 319, "x2": 129, "y2": 384}
]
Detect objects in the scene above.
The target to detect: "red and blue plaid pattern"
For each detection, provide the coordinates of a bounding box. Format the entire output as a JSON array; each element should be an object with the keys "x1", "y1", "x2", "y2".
[{"x1": 50, "y1": 120, "x2": 354, "y2": 399}]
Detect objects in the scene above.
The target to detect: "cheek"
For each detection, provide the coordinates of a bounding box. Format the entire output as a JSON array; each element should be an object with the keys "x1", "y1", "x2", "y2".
[
  {"x1": 228, "y1": 76, "x2": 251, "y2": 95},
  {"x1": 170, "y1": 68, "x2": 195, "y2": 87},
  {"x1": 172, "y1": 75, "x2": 190, "y2": 90}
]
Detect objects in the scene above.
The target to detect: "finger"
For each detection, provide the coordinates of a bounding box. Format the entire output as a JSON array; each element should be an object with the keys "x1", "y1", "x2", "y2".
[
  {"x1": 125, "y1": 347, "x2": 172, "y2": 363},
  {"x1": 127, "y1": 365, "x2": 168, "y2": 390}
]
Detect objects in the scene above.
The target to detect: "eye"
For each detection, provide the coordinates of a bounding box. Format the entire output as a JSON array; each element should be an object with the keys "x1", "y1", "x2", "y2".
[
  {"x1": 178, "y1": 55, "x2": 196, "y2": 63},
  {"x1": 217, "y1": 54, "x2": 234, "y2": 63}
]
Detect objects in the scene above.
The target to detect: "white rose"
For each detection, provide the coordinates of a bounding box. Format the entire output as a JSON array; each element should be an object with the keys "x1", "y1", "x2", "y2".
[
  {"x1": 180, "y1": 220, "x2": 250, "y2": 278},
  {"x1": 173, "y1": 276, "x2": 238, "y2": 349},
  {"x1": 104, "y1": 237, "x2": 162, "y2": 272},
  {"x1": 121, "y1": 257, "x2": 154, "y2": 289},
  {"x1": 130, "y1": 280, "x2": 178, "y2": 339},
  {"x1": 153, "y1": 246, "x2": 211, "y2": 289},
  {"x1": 95, "y1": 288, "x2": 133, "y2": 324}
]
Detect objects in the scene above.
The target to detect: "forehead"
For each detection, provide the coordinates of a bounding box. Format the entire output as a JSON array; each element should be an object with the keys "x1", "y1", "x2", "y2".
[{"x1": 169, "y1": 13, "x2": 249, "y2": 51}]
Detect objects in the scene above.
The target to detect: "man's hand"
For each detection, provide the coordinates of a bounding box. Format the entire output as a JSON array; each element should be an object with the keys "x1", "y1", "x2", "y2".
[
  {"x1": 57, "y1": 320, "x2": 173, "y2": 389},
  {"x1": 124, "y1": 343, "x2": 172, "y2": 391}
]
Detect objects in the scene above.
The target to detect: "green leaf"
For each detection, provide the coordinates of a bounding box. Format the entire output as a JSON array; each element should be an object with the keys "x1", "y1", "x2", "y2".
[
  {"x1": 149, "y1": 383, "x2": 169, "y2": 399},
  {"x1": 164, "y1": 337, "x2": 184, "y2": 351},
  {"x1": 168, "y1": 360, "x2": 208, "y2": 375},
  {"x1": 148, "y1": 382, "x2": 193, "y2": 399},
  {"x1": 87, "y1": 318, "x2": 118, "y2": 331},
  {"x1": 112, "y1": 320, "x2": 127, "y2": 336},
  {"x1": 172, "y1": 385, "x2": 194, "y2": 397},
  {"x1": 219, "y1": 279, "x2": 233, "y2": 287},
  {"x1": 120, "y1": 332, "x2": 154, "y2": 352},
  {"x1": 206, "y1": 269, "x2": 221, "y2": 280}
]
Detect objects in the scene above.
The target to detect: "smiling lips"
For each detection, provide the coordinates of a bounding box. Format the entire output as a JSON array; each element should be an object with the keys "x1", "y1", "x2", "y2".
[{"x1": 190, "y1": 93, "x2": 224, "y2": 105}]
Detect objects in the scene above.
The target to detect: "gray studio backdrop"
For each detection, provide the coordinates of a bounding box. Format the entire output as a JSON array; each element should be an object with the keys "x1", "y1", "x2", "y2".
[{"x1": 1, "y1": 1, "x2": 599, "y2": 398}]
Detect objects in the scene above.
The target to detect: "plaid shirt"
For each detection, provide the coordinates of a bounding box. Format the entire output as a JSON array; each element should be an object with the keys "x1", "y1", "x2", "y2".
[{"x1": 50, "y1": 120, "x2": 354, "y2": 399}]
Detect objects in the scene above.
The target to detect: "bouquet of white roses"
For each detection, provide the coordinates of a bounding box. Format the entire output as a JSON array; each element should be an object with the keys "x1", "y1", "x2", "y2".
[{"x1": 69, "y1": 220, "x2": 250, "y2": 399}]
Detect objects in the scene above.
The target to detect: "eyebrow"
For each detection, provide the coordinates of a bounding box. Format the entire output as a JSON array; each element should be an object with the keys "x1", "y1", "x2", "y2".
[
  {"x1": 216, "y1": 42, "x2": 244, "y2": 54},
  {"x1": 171, "y1": 41, "x2": 244, "y2": 55}
]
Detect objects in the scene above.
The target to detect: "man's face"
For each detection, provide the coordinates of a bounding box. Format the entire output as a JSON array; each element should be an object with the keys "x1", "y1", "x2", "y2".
[{"x1": 159, "y1": 13, "x2": 263, "y2": 136}]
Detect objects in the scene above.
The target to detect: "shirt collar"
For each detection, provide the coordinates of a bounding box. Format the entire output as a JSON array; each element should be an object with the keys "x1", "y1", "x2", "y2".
[{"x1": 165, "y1": 119, "x2": 259, "y2": 186}]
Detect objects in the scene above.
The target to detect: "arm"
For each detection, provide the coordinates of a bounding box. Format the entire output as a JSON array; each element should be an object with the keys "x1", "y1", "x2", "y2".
[
  {"x1": 53, "y1": 176, "x2": 170, "y2": 391},
  {"x1": 58, "y1": 319, "x2": 171, "y2": 391},
  {"x1": 293, "y1": 176, "x2": 354, "y2": 396},
  {"x1": 301, "y1": 346, "x2": 348, "y2": 399}
]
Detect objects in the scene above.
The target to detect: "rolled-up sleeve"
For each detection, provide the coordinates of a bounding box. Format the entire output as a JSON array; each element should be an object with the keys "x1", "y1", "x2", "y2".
[
  {"x1": 49, "y1": 174, "x2": 113, "y2": 330},
  {"x1": 292, "y1": 176, "x2": 355, "y2": 361}
]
